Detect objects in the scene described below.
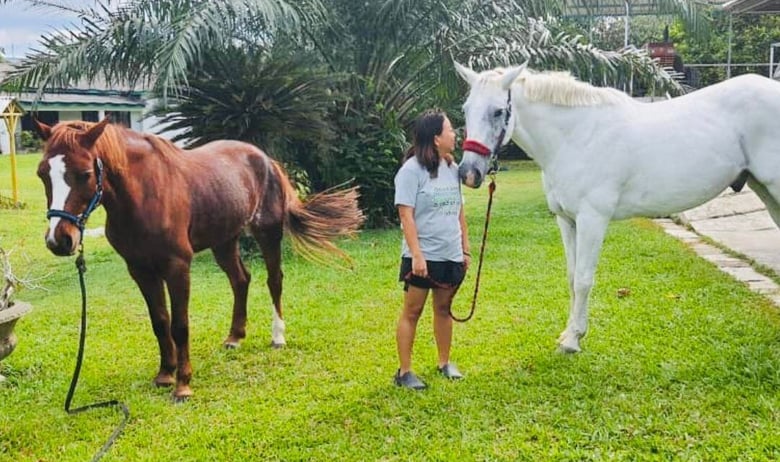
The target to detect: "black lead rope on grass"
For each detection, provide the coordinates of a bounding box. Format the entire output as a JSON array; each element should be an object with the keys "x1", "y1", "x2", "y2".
[{"x1": 65, "y1": 240, "x2": 129, "y2": 462}]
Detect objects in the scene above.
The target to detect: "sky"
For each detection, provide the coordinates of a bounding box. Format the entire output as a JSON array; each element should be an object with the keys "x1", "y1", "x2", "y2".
[{"x1": 0, "y1": 1, "x2": 95, "y2": 58}]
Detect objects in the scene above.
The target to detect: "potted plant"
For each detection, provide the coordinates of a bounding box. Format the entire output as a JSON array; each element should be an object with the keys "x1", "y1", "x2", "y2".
[{"x1": 0, "y1": 246, "x2": 33, "y2": 382}]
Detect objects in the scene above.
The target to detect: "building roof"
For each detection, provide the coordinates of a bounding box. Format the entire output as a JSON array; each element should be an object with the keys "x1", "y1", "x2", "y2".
[
  {"x1": 723, "y1": 0, "x2": 780, "y2": 13},
  {"x1": 0, "y1": 61, "x2": 145, "y2": 93},
  {"x1": 562, "y1": 0, "x2": 728, "y2": 17},
  {"x1": 10, "y1": 91, "x2": 145, "y2": 111},
  {"x1": 0, "y1": 60, "x2": 146, "y2": 111},
  {"x1": 0, "y1": 96, "x2": 24, "y2": 116},
  {"x1": 1, "y1": 89, "x2": 146, "y2": 112}
]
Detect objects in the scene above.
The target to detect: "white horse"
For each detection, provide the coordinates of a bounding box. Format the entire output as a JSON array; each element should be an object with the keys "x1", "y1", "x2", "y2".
[{"x1": 454, "y1": 61, "x2": 780, "y2": 353}]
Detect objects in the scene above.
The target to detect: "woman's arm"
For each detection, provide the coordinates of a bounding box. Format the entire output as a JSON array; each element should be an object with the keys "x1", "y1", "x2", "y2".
[
  {"x1": 459, "y1": 206, "x2": 471, "y2": 270},
  {"x1": 398, "y1": 205, "x2": 428, "y2": 277}
]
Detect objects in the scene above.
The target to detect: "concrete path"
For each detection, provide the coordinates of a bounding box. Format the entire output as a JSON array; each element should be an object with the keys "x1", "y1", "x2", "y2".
[{"x1": 656, "y1": 186, "x2": 780, "y2": 306}]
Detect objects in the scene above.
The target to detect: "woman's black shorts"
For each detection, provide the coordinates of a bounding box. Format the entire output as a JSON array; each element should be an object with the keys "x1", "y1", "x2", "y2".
[{"x1": 399, "y1": 258, "x2": 465, "y2": 291}]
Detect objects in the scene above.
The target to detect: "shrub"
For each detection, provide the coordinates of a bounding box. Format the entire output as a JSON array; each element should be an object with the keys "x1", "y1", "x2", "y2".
[
  {"x1": 20, "y1": 130, "x2": 43, "y2": 152},
  {"x1": 321, "y1": 90, "x2": 408, "y2": 229}
]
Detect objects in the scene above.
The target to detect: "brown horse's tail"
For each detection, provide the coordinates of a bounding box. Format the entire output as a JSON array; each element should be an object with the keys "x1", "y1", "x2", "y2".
[{"x1": 271, "y1": 161, "x2": 365, "y2": 265}]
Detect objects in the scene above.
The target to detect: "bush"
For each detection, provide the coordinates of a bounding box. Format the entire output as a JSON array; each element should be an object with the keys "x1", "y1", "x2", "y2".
[
  {"x1": 323, "y1": 102, "x2": 406, "y2": 229},
  {"x1": 20, "y1": 131, "x2": 43, "y2": 152}
]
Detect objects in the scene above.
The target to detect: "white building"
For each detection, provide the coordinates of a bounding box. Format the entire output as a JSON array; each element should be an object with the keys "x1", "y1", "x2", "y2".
[{"x1": 0, "y1": 60, "x2": 187, "y2": 154}]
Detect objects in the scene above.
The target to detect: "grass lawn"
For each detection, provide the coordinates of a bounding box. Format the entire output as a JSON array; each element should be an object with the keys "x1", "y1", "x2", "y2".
[{"x1": 1, "y1": 153, "x2": 779, "y2": 461}]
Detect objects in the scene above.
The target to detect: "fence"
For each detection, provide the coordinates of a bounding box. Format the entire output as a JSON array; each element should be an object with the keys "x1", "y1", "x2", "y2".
[{"x1": 680, "y1": 62, "x2": 778, "y2": 88}]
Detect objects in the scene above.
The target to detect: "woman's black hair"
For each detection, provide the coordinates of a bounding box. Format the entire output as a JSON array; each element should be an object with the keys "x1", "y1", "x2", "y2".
[{"x1": 403, "y1": 109, "x2": 453, "y2": 178}]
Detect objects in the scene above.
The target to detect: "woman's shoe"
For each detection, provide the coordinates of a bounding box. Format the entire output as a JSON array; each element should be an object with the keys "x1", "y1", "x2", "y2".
[
  {"x1": 394, "y1": 370, "x2": 427, "y2": 390},
  {"x1": 437, "y1": 363, "x2": 463, "y2": 379}
]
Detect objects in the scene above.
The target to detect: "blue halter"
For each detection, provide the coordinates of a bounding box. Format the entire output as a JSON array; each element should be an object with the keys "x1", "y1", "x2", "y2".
[{"x1": 46, "y1": 158, "x2": 104, "y2": 232}]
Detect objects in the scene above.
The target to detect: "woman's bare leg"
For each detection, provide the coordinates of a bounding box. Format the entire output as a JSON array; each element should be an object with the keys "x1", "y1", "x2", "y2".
[
  {"x1": 432, "y1": 286, "x2": 458, "y2": 367},
  {"x1": 396, "y1": 286, "x2": 428, "y2": 373}
]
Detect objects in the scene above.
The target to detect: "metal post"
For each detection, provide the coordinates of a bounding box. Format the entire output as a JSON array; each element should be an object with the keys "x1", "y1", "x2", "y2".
[
  {"x1": 727, "y1": 14, "x2": 733, "y2": 79},
  {"x1": 624, "y1": 0, "x2": 631, "y2": 48},
  {"x1": 8, "y1": 112, "x2": 19, "y2": 205},
  {"x1": 770, "y1": 43, "x2": 780, "y2": 78}
]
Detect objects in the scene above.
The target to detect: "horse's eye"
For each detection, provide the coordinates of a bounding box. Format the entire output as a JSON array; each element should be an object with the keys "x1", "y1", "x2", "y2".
[
  {"x1": 493, "y1": 109, "x2": 504, "y2": 118},
  {"x1": 76, "y1": 171, "x2": 91, "y2": 183}
]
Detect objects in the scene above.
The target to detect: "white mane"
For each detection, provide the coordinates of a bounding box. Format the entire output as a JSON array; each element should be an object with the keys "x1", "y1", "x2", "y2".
[{"x1": 481, "y1": 68, "x2": 632, "y2": 107}]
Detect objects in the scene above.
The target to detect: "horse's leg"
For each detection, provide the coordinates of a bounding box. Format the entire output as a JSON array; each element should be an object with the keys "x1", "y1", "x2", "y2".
[
  {"x1": 163, "y1": 257, "x2": 194, "y2": 400},
  {"x1": 747, "y1": 177, "x2": 780, "y2": 226},
  {"x1": 211, "y1": 236, "x2": 251, "y2": 349},
  {"x1": 555, "y1": 215, "x2": 577, "y2": 344},
  {"x1": 558, "y1": 210, "x2": 610, "y2": 353},
  {"x1": 251, "y1": 225, "x2": 285, "y2": 348},
  {"x1": 127, "y1": 264, "x2": 176, "y2": 387}
]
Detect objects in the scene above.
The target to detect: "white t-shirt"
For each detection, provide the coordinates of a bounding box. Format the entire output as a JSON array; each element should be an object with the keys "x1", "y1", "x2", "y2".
[{"x1": 394, "y1": 157, "x2": 464, "y2": 262}]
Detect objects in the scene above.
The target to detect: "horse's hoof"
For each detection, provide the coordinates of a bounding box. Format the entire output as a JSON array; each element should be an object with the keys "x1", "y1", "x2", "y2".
[
  {"x1": 153, "y1": 375, "x2": 175, "y2": 388},
  {"x1": 557, "y1": 344, "x2": 581, "y2": 354},
  {"x1": 557, "y1": 337, "x2": 582, "y2": 354},
  {"x1": 270, "y1": 341, "x2": 286, "y2": 349},
  {"x1": 557, "y1": 329, "x2": 584, "y2": 353},
  {"x1": 223, "y1": 335, "x2": 243, "y2": 349},
  {"x1": 172, "y1": 386, "x2": 193, "y2": 403},
  {"x1": 171, "y1": 394, "x2": 191, "y2": 404}
]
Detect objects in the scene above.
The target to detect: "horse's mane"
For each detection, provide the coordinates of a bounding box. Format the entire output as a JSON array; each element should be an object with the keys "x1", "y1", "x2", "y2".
[
  {"x1": 483, "y1": 68, "x2": 632, "y2": 107},
  {"x1": 50, "y1": 121, "x2": 183, "y2": 173}
]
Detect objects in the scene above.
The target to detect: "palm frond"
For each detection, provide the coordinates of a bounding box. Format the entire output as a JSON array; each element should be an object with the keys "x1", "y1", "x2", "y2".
[
  {"x1": 340, "y1": 0, "x2": 681, "y2": 127},
  {"x1": 0, "y1": 0, "x2": 318, "y2": 95},
  {"x1": 452, "y1": 17, "x2": 681, "y2": 94},
  {"x1": 151, "y1": 46, "x2": 337, "y2": 154}
]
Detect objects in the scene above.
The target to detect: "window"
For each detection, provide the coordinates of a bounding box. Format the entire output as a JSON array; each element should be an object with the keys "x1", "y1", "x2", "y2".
[
  {"x1": 82, "y1": 111, "x2": 99, "y2": 122},
  {"x1": 106, "y1": 111, "x2": 131, "y2": 127}
]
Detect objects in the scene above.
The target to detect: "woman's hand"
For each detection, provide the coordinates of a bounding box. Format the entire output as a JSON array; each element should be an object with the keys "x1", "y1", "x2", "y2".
[
  {"x1": 463, "y1": 253, "x2": 472, "y2": 271},
  {"x1": 412, "y1": 253, "x2": 428, "y2": 278}
]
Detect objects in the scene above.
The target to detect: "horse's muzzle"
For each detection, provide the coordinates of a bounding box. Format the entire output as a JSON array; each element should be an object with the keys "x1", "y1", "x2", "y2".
[
  {"x1": 459, "y1": 164, "x2": 483, "y2": 189},
  {"x1": 45, "y1": 230, "x2": 77, "y2": 256}
]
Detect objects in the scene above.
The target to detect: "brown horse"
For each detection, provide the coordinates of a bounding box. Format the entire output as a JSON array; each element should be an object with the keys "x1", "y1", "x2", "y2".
[{"x1": 35, "y1": 118, "x2": 364, "y2": 400}]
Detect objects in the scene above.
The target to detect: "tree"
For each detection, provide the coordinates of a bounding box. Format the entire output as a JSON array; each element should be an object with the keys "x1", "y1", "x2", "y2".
[
  {"x1": 293, "y1": 0, "x2": 707, "y2": 225},
  {"x1": 671, "y1": 12, "x2": 780, "y2": 87},
  {"x1": 2, "y1": 0, "x2": 696, "y2": 108},
  {"x1": 0, "y1": 0, "x2": 321, "y2": 99},
  {"x1": 0, "y1": 0, "x2": 712, "y2": 227},
  {"x1": 151, "y1": 44, "x2": 338, "y2": 189},
  {"x1": 567, "y1": 16, "x2": 677, "y2": 52}
]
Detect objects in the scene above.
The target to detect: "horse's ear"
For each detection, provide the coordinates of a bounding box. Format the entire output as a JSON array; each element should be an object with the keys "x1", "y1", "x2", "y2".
[
  {"x1": 80, "y1": 117, "x2": 111, "y2": 148},
  {"x1": 33, "y1": 118, "x2": 52, "y2": 141},
  {"x1": 454, "y1": 61, "x2": 478, "y2": 86},
  {"x1": 500, "y1": 63, "x2": 526, "y2": 90}
]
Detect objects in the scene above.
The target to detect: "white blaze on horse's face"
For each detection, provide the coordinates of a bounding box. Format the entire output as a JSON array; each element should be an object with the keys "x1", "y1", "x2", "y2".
[
  {"x1": 454, "y1": 62, "x2": 524, "y2": 188},
  {"x1": 46, "y1": 155, "x2": 70, "y2": 247}
]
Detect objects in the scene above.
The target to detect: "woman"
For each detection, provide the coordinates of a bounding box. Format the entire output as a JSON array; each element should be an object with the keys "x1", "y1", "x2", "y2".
[{"x1": 393, "y1": 109, "x2": 471, "y2": 390}]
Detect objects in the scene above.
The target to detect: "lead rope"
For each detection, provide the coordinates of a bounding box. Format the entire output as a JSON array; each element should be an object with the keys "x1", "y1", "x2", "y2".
[
  {"x1": 65, "y1": 235, "x2": 129, "y2": 461},
  {"x1": 450, "y1": 172, "x2": 497, "y2": 323}
]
